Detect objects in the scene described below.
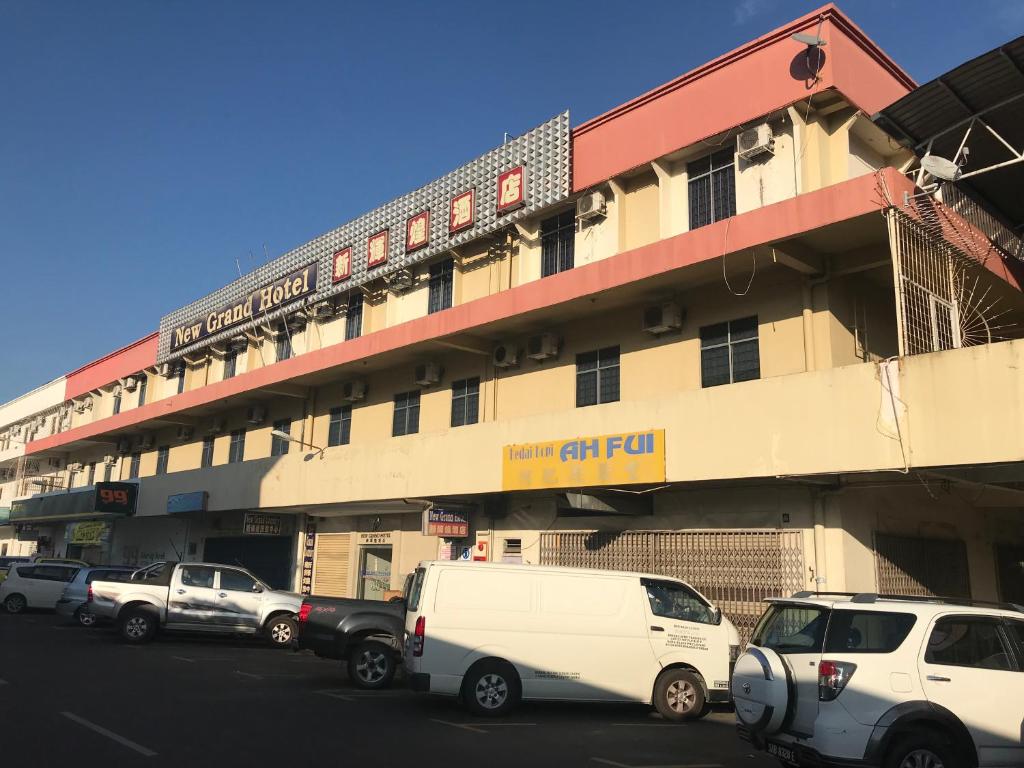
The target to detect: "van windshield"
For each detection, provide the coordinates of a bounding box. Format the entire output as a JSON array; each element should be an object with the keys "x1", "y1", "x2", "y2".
[
  {"x1": 406, "y1": 567, "x2": 426, "y2": 612},
  {"x1": 751, "y1": 603, "x2": 829, "y2": 654}
]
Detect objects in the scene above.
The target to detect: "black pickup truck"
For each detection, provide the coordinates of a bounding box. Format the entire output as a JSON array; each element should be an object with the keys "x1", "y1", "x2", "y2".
[{"x1": 296, "y1": 595, "x2": 407, "y2": 689}]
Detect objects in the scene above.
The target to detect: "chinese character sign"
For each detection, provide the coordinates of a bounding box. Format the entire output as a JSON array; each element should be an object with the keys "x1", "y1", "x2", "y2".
[
  {"x1": 367, "y1": 230, "x2": 389, "y2": 268},
  {"x1": 449, "y1": 189, "x2": 475, "y2": 233},
  {"x1": 332, "y1": 247, "x2": 352, "y2": 283},
  {"x1": 497, "y1": 166, "x2": 526, "y2": 212},
  {"x1": 406, "y1": 211, "x2": 430, "y2": 252},
  {"x1": 301, "y1": 519, "x2": 316, "y2": 595}
]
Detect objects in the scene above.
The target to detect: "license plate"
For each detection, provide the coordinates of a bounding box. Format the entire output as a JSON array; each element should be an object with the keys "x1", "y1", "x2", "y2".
[{"x1": 766, "y1": 741, "x2": 798, "y2": 766}]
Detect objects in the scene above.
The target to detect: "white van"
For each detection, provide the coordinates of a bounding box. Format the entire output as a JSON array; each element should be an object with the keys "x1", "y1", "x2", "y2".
[{"x1": 403, "y1": 561, "x2": 740, "y2": 719}]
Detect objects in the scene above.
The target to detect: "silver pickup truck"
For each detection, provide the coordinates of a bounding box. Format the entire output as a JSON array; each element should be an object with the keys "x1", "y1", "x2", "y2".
[{"x1": 89, "y1": 561, "x2": 302, "y2": 647}]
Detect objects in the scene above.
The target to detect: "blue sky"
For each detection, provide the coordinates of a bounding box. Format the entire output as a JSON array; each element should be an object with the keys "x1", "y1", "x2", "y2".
[{"x1": 0, "y1": 0, "x2": 1018, "y2": 402}]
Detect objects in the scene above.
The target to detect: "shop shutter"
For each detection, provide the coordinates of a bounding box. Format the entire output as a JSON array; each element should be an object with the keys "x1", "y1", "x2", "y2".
[
  {"x1": 874, "y1": 533, "x2": 970, "y2": 598},
  {"x1": 312, "y1": 533, "x2": 352, "y2": 597},
  {"x1": 540, "y1": 529, "x2": 805, "y2": 643}
]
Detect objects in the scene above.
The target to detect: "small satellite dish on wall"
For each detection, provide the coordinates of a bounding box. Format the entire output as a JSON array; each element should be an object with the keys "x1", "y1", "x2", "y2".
[
  {"x1": 792, "y1": 32, "x2": 827, "y2": 47},
  {"x1": 921, "y1": 154, "x2": 962, "y2": 182}
]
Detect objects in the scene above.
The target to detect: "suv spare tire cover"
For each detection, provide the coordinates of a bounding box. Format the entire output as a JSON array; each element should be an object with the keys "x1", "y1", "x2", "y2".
[{"x1": 732, "y1": 647, "x2": 790, "y2": 734}]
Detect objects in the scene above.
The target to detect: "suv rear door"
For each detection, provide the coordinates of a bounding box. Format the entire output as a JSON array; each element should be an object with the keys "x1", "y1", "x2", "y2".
[{"x1": 919, "y1": 614, "x2": 1024, "y2": 767}]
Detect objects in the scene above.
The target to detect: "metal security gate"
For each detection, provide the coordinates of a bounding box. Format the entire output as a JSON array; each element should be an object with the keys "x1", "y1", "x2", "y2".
[
  {"x1": 312, "y1": 533, "x2": 352, "y2": 597},
  {"x1": 874, "y1": 533, "x2": 970, "y2": 598},
  {"x1": 540, "y1": 530, "x2": 805, "y2": 642}
]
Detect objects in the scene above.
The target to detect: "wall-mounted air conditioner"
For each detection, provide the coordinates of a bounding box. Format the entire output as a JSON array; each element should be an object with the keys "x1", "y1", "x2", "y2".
[
  {"x1": 342, "y1": 380, "x2": 367, "y2": 401},
  {"x1": 736, "y1": 123, "x2": 774, "y2": 161},
  {"x1": 527, "y1": 333, "x2": 559, "y2": 361},
  {"x1": 140, "y1": 433, "x2": 155, "y2": 451},
  {"x1": 415, "y1": 363, "x2": 441, "y2": 387},
  {"x1": 116, "y1": 437, "x2": 133, "y2": 455},
  {"x1": 576, "y1": 190, "x2": 607, "y2": 221},
  {"x1": 492, "y1": 343, "x2": 519, "y2": 368},
  {"x1": 208, "y1": 418, "x2": 226, "y2": 434},
  {"x1": 642, "y1": 302, "x2": 685, "y2": 335},
  {"x1": 385, "y1": 268, "x2": 415, "y2": 293},
  {"x1": 311, "y1": 302, "x2": 336, "y2": 322},
  {"x1": 176, "y1": 426, "x2": 194, "y2": 441},
  {"x1": 103, "y1": 454, "x2": 116, "y2": 466},
  {"x1": 246, "y1": 406, "x2": 266, "y2": 425},
  {"x1": 123, "y1": 376, "x2": 138, "y2": 392}
]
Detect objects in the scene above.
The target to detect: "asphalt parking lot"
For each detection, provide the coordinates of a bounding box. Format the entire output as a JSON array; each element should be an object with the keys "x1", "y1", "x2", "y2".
[{"x1": 0, "y1": 611, "x2": 776, "y2": 768}]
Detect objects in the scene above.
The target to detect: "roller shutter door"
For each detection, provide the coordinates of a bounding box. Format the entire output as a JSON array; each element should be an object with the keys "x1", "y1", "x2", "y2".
[
  {"x1": 874, "y1": 533, "x2": 970, "y2": 598},
  {"x1": 312, "y1": 533, "x2": 352, "y2": 597}
]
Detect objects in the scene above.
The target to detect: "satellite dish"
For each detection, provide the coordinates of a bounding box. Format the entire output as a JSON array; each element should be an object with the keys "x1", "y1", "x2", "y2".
[
  {"x1": 921, "y1": 154, "x2": 961, "y2": 182},
  {"x1": 792, "y1": 32, "x2": 827, "y2": 46}
]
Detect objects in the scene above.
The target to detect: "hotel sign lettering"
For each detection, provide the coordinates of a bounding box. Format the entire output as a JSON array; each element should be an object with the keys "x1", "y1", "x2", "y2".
[
  {"x1": 502, "y1": 430, "x2": 666, "y2": 491},
  {"x1": 170, "y1": 263, "x2": 318, "y2": 352}
]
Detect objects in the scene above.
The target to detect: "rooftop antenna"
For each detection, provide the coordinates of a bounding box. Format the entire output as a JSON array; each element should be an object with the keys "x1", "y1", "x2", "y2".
[
  {"x1": 792, "y1": 16, "x2": 827, "y2": 83},
  {"x1": 264, "y1": 242, "x2": 295, "y2": 358},
  {"x1": 920, "y1": 154, "x2": 962, "y2": 182}
]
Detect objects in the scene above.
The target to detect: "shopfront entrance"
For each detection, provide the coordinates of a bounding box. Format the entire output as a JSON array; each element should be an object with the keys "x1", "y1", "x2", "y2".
[
  {"x1": 203, "y1": 536, "x2": 293, "y2": 590},
  {"x1": 357, "y1": 546, "x2": 393, "y2": 600}
]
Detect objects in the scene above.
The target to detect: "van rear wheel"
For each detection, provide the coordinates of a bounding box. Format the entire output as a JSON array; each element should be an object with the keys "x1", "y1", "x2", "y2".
[
  {"x1": 462, "y1": 660, "x2": 521, "y2": 717},
  {"x1": 653, "y1": 669, "x2": 708, "y2": 721}
]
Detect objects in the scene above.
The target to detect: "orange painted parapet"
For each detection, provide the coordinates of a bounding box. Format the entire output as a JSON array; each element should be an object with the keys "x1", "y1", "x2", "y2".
[{"x1": 64, "y1": 333, "x2": 159, "y2": 402}]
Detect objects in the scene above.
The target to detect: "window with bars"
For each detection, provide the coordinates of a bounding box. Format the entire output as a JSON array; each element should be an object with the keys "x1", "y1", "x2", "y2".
[
  {"x1": 176, "y1": 365, "x2": 186, "y2": 395},
  {"x1": 112, "y1": 393, "x2": 122, "y2": 415},
  {"x1": 228, "y1": 429, "x2": 246, "y2": 464},
  {"x1": 700, "y1": 316, "x2": 760, "y2": 387},
  {"x1": 201, "y1": 435, "x2": 215, "y2": 468},
  {"x1": 428, "y1": 258, "x2": 454, "y2": 314},
  {"x1": 392, "y1": 391, "x2": 421, "y2": 437},
  {"x1": 138, "y1": 376, "x2": 148, "y2": 406},
  {"x1": 86, "y1": 463, "x2": 95, "y2": 486},
  {"x1": 576, "y1": 346, "x2": 620, "y2": 407},
  {"x1": 223, "y1": 349, "x2": 237, "y2": 380},
  {"x1": 275, "y1": 334, "x2": 292, "y2": 362},
  {"x1": 346, "y1": 294, "x2": 363, "y2": 340},
  {"x1": 156, "y1": 446, "x2": 170, "y2": 475},
  {"x1": 450, "y1": 377, "x2": 480, "y2": 427},
  {"x1": 688, "y1": 148, "x2": 736, "y2": 230},
  {"x1": 128, "y1": 452, "x2": 141, "y2": 479},
  {"x1": 271, "y1": 419, "x2": 291, "y2": 456},
  {"x1": 541, "y1": 210, "x2": 575, "y2": 277},
  {"x1": 328, "y1": 405, "x2": 352, "y2": 447}
]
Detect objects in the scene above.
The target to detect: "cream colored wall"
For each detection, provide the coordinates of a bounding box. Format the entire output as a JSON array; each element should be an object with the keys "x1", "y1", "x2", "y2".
[
  {"x1": 0, "y1": 377, "x2": 65, "y2": 431},
  {"x1": 622, "y1": 171, "x2": 660, "y2": 252}
]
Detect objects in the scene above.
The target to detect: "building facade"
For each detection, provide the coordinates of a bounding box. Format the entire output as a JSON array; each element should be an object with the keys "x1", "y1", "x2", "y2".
[{"x1": 8, "y1": 6, "x2": 1024, "y2": 636}]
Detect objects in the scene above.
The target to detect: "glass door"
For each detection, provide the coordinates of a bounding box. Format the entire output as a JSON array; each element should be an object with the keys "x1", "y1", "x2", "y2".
[{"x1": 358, "y1": 547, "x2": 393, "y2": 601}]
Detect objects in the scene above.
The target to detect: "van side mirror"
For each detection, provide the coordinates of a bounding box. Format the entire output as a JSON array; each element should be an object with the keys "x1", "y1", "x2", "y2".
[
  {"x1": 252, "y1": 584, "x2": 263, "y2": 594},
  {"x1": 713, "y1": 607, "x2": 723, "y2": 625}
]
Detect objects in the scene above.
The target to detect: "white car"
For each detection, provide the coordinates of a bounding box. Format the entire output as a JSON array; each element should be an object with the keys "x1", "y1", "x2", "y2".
[
  {"x1": 1, "y1": 563, "x2": 82, "y2": 613},
  {"x1": 732, "y1": 592, "x2": 1024, "y2": 768},
  {"x1": 403, "y1": 560, "x2": 740, "y2": 719}
]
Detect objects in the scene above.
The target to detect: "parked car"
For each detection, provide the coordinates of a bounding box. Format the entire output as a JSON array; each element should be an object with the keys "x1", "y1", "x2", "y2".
[
  {"x1": 55, "y1": 565, "x2": 137, "y2": 626},
  {"x1": 403, "y1": 561, "x2": 740, "y2": 719},
  {"x1": 31, "y1": 556, "x2": 90, "y2": 566},
  {"x1": 0, "y1": 556, "x2": 31, "y2": 585},
  {"x1": 89, "y1": 561, "x2": 302, "y2": 647},
  {"x1": 0, "y1": 563, "x2": 81, "y2": 613},
  {"x1": 296, "y1": 593, "x2": 408, "y2": 689},
  {"x1": 732, "y1": 592, "x2": 1024, "y2": 768}
]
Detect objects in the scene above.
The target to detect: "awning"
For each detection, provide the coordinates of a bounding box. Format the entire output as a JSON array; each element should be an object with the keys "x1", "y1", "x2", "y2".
[{"x1": 10, "y1": 482, "x2": 139, "y2": 524}]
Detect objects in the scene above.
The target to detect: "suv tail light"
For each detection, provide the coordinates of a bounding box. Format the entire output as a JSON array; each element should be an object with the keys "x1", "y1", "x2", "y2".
[
  {"x1": 86, "y1": 585, "x2": 93, "y2": 603},
  {"x1": 412, "y1": 616, "x2": 426, "y2": 657},
  {"x1": 818, "y1": 660, "x2": 857, "y2": 701},
  {"x1": 298, "y1": 602, "x2": 312, "y2": 624}
]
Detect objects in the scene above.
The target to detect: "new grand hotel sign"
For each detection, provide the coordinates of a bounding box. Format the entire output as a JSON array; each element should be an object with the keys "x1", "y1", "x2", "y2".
[{"x1": 159, "y1": 112, "x2": 571, "y2": 362}]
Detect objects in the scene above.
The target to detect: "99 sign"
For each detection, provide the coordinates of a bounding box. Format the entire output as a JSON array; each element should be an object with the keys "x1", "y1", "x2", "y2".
[
  {"x1": 93, "y1": 482, "x2": 138, "y2": 515},
  {"x1": 99, "y1": 489, "x2": 130, "y2": 505}
]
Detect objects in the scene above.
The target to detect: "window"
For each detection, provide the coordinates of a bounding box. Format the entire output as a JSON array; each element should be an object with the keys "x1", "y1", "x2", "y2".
[
  {"x1": 112, "y1": 392, "x2": 122, "y2": 415},
  {"x1": 219, "y1": 568, "x2": 258, "y2": 592},
  {"x1": 576, "y1": 346, "x2": 620, "y2": 407},
  {"x1": 14, "y1": 566, "x2": 36, "y2": 579},
  {"x1": 155, "y1": 446, "x2": 170, "y2": 475},
  {"x1": 180, "y1": 565, "x2": 216, "y2": 589},
  {"x1": 276, "y1": 334, "x2": 292, "y2": 362},
  {"x1": 137, "y1": 376, "x2": 148, "y2": 406},
  {"x1": 31, "y1": 565, "x2": 78, "y2": 582},
  {"x1": 406, "y1": 567, "x2": 426, "y2": 612},
  {"x1": 450, "y1": 377, "x2": 480, "y2": 427},
  {"x1": 128, "y1": 452, "x2": 141, "y2": 479},
  {"x1": 201, "y1": 436, "x2": 215, "y2": 468},
  {"x1": 228, "y1": 429, "x2": 246, "y2": 464},
  {"x1": 345, "y1": 294, "x2": 363, "y2": 340},
  {"x1": 751, "y1": 603, "x2": 829, "y2": 654},
  {"x1": 86, "y1": 463, "x2": 96, "y2": 487},
  {"x1": 925, "y1": 618, "x2": 1015, "y2": 670},
  {"x1": 1009, "y1": 622, "x2": 1024, "y2": 647},
  {"x1": 328, "y1": 405, "x2": 352, "y2": 447},
  {"x1": 392, "y1": 390, "x2": 421, "y2": 437},
  {"x1": 688, "y1": 148, "x2": 736, "y2": 230},
  {"x1": 428, "y1": 258, "x2": 454, "y2": 314},
  {"x1": 176, "y1": 365, "x2": 186, "y2": 395},
  {"x1": 87, "y1": 569, "x2": 131, "y2": 584},
  {"x1": 824, "y1": 611, "x2": 917, "y2": 653},
  {"x1": 222, "y1": 349, "x2": 237, "y2": 380},
  {"x1": 541, "y1": 210, "x2": 575, "y2": 277},
  {"x1": 271, "y1": 419, "x2": 291, "y2": 456},
  {"x1": 700, "y1": 316, "x2": 760, "y2": 387},
  {"x1": 644, "y1": 580, "x2": 717, "y2": 625}
]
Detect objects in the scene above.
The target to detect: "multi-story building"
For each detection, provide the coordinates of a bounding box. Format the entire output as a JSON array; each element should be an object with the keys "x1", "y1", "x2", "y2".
[{"x1": 9, "y1": 6, "x2": 1024, "y2": 636}]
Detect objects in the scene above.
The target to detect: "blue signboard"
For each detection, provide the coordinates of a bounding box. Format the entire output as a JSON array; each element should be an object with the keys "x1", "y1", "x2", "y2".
[{"x1": 167, "y1": 491, "x2": 208, "y2": 514}]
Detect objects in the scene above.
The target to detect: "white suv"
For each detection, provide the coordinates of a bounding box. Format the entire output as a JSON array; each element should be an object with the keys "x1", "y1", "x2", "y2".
[{"x1": 732, "y1": 593, "x2": 1024, "y2": 768}]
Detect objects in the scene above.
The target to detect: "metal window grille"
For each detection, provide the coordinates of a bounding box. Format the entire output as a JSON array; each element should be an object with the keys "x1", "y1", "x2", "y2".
[
  {"x1": 392, "y1": 390, "x2": 421, "y2": 437},
  {"x1": 201, "y1": 436, "x2": 215, "y2": 468},
  {"x1": 86, "y1": 463, "x2": 95, "y2": 486},
  {"x1": 541, "y1": 210, "x2": 575, "y2": 277},
  {"x1": 271, "y1": 419, "x2": 291, "y2": 456},
  {"x1": 700, "y1": 316, "x2": 760, "y2": 387},
  {"x1": 874, "y1": 533, "x2": 971, "y2": 598},
  {"x1": 275, "y1": 334, "x2": 292, "y2": 362},
  {"x1": 228, "y1": 429, "x2": 246, "y2": 463},
  {"x1": 138, "y1": 377, "x2": 148, "y2": 406},
  {"x1": 345, "y1": 294, "x2": 363, "y2": 340},
  {"x1": 688, "y1": 149, "x2": 736, "y2": 230},
  {"x1": 540, "y1": 529, "x2": 805, "y2": 643},
  {"x1": 176, "y1": 365, "x2": 185, "y2": 395},
  {"x1": 129, "y1": 453, "x2": 141, "y2": 479},
  {"x1": 112, "y1": 394, "x2": 121, "y2": 415},
  {"x1": 155, "y1": 446, "x2": 169, "y2": 475},
  {"x1": 576, "y1": 346, "x2": 620, "y2": 407},
  {"x1": 451, "y1": 377, "x2": 480, "y2": 427},
  {"x1": 328, "y1": 405, "x2": 352, "y2": 446},
  {"x1": 223, "y1": 350, "x2": 237, "y2": 380},
  {"x1": 428, "y1": 259, "x2": 454, "y2": 314}
]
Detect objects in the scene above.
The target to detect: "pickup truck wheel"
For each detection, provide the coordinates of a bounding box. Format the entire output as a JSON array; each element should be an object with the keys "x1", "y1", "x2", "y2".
[
  {"x1": 347, "y1": 641, "x2": 396, "y2": 689},
  {"x1": 653, "y1": 669, "x2": 708, "y2": 721},
  {"x1": 266, "y1": 616, "x2": 297, "y2": 647},
  {"x1": 120, "y1": 607, "x2": 157, "y2": 643},
  {"x1": 4, "y1": 593, "x2": 27, "y2": 614}
]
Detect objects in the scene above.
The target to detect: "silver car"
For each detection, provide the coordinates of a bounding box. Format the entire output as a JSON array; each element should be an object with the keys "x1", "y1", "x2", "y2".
[{"x1": 56, "y1": 566, "x2": 136, "y2": 626}]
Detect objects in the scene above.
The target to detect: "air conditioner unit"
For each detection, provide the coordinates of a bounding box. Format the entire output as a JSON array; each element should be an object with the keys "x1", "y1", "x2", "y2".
[
  {"x1": 492, "y1": 343, "x2": 519, "y2": 368},
  {"x1": 123, "y1": 376, "x2": 138, "y2": 392},
  {"x1": 10, "y1": 424, "x2": 21, "y2": 436},
  {"x1": 527, "y1": 333, "x2": 559, "y2": 361},
  {"x1": 48, "y1": 416, "x2": 59, "y2": 432},
  {"x1": 68, "y1": 462, "x2": 82, "y2": 473},
  {"x1": 642, "y1": 302, "x2": 685, "y2": 334},
  {"x1": 208, "y1": 418, "x2": 226, "y2": 434},
  {"x1": 385, "y1": 268, "x2": 415, "y2": 292},
  {"x1": 415, "y1": 362, "x2": 441, "y2": 387},
  {"x1": 246, "y1": 406, "x2": 266, "y2": 425},
  {"x1": 176, "y1": 425, "x2": 194, "y2": 441},
  {"x1": 117, "y1": 437, "x2": 133, "y2": 455},
  {"x1": 140, "y1": 434, "x2": 155, "y2": 451},
  {"x1": 158, "y1": 363, "x2": 173, "y2": 378},
  {"x1": 104, "y1": 454, "x2": 116, "y2": 466},
  {"x1": 311, "y1": 302, "x2": 336, "y2": 322},
  {"x1": 342, "y1": 380, "x2": 367, "y2": 402},
  {"x1": 736, "y1": 123, "x2": 774, "y2": 161},
  {"x1": 112, "y1": 384, "x2": 123, "y2": 398},
  {"x1": 576, "y1": 190, "x2": 607, "y2": 221}
]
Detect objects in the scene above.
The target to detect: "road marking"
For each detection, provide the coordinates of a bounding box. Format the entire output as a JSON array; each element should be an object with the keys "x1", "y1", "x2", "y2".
[
  {"x1": 171, "y1": 656, "x2": 194, "y2": 663},
  {"x1": 315, "y1": 689, "x2": 354, "y2": 701},
  {"x1": 592, "y1": 760, "x2": 722, "y2": 768},
  {"x1": 430, "y1": 718, "x2": 489, "y2": 734},
  {"x1": 234, "y1": 671, "x2": 263, "y2": 680},
  {"x1": 61, "y1": 712, "x2": 157, "y2": 757}
]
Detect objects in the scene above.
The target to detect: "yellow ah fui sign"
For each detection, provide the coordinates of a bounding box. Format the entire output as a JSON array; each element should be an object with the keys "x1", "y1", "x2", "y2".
[{"x1": 502, "y1": 430, "x2": 666, "y2": 491}]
